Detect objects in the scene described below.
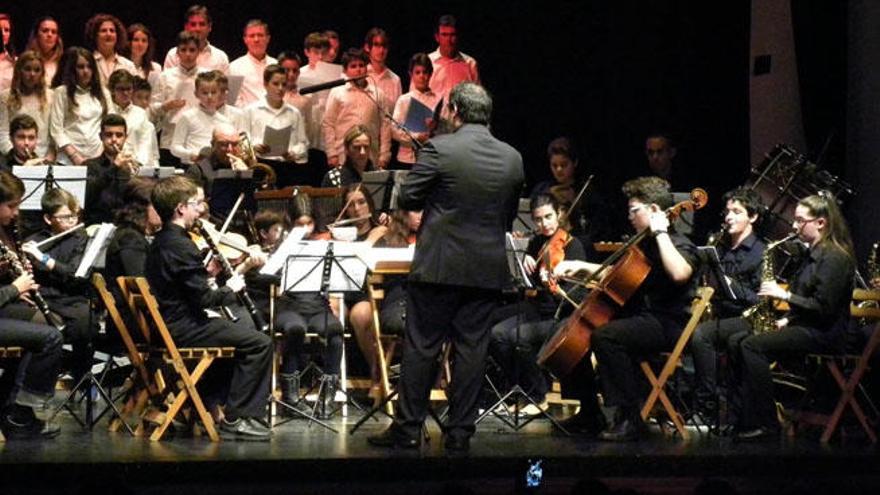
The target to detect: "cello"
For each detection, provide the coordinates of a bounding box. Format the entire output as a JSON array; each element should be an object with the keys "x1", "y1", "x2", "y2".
[{"x1": 536, "y1": 188, "x2": 708, "y2": 377}]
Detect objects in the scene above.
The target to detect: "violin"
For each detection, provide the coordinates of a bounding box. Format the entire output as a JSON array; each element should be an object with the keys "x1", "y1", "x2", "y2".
[
  {"x1": 537, "y1": 188, "x2": 708, "y2": 377},
  {"x1": 190, "y1": 219, "x2": 259, "y2": 264}
]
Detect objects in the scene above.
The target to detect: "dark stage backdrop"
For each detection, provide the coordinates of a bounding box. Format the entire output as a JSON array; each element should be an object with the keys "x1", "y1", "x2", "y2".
[{"x1": 5, "y1": 0, "x2": 750, "y2": 238}]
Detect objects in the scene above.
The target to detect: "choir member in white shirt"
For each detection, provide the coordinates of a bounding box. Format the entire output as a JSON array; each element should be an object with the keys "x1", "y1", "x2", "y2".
[
  {"x1": 0, "y1": 14, "x2": 15, "y2": 93},
  {"x1": 108, "y1": 70, "x2": 159, "y2": 167},
  {"x1": 215, "y1": 72, "x2": 247, "y2": 132},
  {"x1": 229, "y1": 20, "x2": 277, "y2": 108},
  {"x1": 84, "y1": 14, "x2": 136, "y2": 88},
  {"x1": 245, "y1": 64, "x2": 308, "y2": 186},
  {"x1": 364, "y1": 28, "x2": 401, "y2": 114},
  {"x1": 299, "y1": 32, "x2": 341, "y2": 161},
  {"x1": 322, "y1": 49, "x2": 391, "y2": 169},
  {"x1": 25, "y1": 17, "x2": 63, "y2": 86},
  {"x1": 427, "y1": 15, "x2": 480, "y2": 100},
  {"x1": 324, "y1": 30, "x2": 341, "y2": 64},
  {"x1": 391, "y1": 53, "x2": 439, "y2": 167},
  {"x1": 124, "y1": 24, "x2": 162, "y2": 94},
  {"x1": 48, "y1": 47, "x2": 107, "y2": 165},
  {"x1": 0, "y1": 51, "x2": 55, "y2": 161},
  {"x1": 162, "y1": 5, "x2": 229, "y2": 73},
  {"x1": 151, "y1": 31, "x2": 203, "y2": 164},
  {"x1": 171, "y1": 70, "x2": 230, "y2": 165},
  {"x1": 279, "y1": 52, "x2": 311, "y2": 118}
]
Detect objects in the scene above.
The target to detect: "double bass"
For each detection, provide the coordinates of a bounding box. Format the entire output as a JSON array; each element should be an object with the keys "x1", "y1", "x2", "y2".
[{"x1": 536, "y1": 188, "x2": 708, "y2": 377}]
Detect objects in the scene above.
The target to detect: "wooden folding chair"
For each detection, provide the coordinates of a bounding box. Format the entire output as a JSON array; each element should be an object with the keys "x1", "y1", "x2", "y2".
[
  {"x1": 365, "y1": 272, "x2": 404, "y2": 414},
  {"x1": 91, "y1": 273, "x2": 166, "y2": 436},
  {"x1": 0, "y1": 346, "x2": 23, "y2": 442},
  {"x1": 118, "y1": 276, "x2": 234, "y2": 442},
  {"x1": 640, "y1": 286, "x2": 715, "y2": 440},
  {"x1": 794, "y1": 289, "x2": 880, "y2": 443}
]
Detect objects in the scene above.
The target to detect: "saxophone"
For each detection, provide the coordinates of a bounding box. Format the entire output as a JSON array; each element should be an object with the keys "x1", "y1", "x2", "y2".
[{"x1": 742, "y1": 233, "x2": 797, "y2": 334}]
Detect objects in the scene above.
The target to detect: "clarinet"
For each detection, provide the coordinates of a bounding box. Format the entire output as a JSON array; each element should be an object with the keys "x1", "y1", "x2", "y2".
[
  {"x1": 0, "y1": 226, "x2": 66, "y2": 332},
  {"x1": 194, "y1": 220, "x2": 269, "y2": 333}
]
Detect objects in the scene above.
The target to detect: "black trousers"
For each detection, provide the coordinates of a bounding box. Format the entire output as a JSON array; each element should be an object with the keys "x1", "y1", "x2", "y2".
[
  {"x1": 396, "y1": 282, "x2": 501, "y2": 440},
  {"x1": 490, "y1": 316, "x2": 554, "y2": 401},
  {"x1": 168, "y1": 314, "x2": 272, "y2": 419},
  {"x1": 275, "y1": 298, "x2": 343, "y2": 375},
  {"x1": 0, "y1": 317, "x2": 63, "y2": 408},
  {"x1": 737, "y1": 322, "x2": 828, "y2": 429},
  {"x1": 691, "y1": 316, "x2": 751, "y2": 402}
]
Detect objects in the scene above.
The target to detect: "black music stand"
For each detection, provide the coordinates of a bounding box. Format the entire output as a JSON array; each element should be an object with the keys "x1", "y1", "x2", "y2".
[
  {"x1": 48, "y1": 224, "x2": 131, "y2": 432},
  {"x1": 474, "y1": 234, "x2": 569, "y2": 433},
  {"x1": 362, "y1": 170, "x2": 408, "y2": 213},
  {"x1": 281, "y1": 240, "x2": 368, "y2": 424},
  {"x1": 14, "y1": 164, "x2": 87, "y2": 236}
]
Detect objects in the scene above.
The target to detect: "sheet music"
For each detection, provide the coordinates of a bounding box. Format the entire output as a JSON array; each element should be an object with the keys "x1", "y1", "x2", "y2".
[
  {"x1": 76, "y1": 223, "x2": 117, "y2": 278},
  {"x1": 403, "y1": 98, "x2": 433, "y2": 133},
  {"x1": 506, "y1": 233, "x2": 534, "y2": 290},
  {"x1": 697, "y1": 245, "x2": 737, "y2": 300},
  {"x1": 14, "y1": 165, "x2": 88, "y2": 211},
  {"x1": 264, "y1": 125, "x2": 292, "y2": 155},
  {"x1": 225, "y1": 75, "x2": 245, "y2": 105},
  {"x1": 357, "y1": 246, "x2": 414, "y2": 271},
  {"x1": 259, "y1": 227, "x2": 308, "y2": 275},
  {"x1": 281, "y1": 240, "x2": 369, "y2": 293}
]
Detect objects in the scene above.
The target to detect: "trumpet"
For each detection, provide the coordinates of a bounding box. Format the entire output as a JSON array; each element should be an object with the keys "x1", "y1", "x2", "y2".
[{"x1": 236, "y1": 132, "x2": 277, "y2": 189}]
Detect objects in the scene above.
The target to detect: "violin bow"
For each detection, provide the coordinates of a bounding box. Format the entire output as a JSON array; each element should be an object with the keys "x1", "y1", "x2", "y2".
[{"x1": 332, "y1": 183, "x2": 363, "y2": 226}]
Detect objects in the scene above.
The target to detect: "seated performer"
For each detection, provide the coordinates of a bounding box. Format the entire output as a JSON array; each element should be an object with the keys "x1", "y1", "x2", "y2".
[
  {"x1": 553, "y1": 176, "x2": 699, "y2": 441},
  {"x1": 248, "y1": 207, "x2": 343, "y2": 414},
  {"x1": 21, "y1": 188, "x2": 95, "y2": 382},
  {"x1": 104, "y1": 177, "x2": 160, "y2": 283},
  {"x1": 489, "y1": 193, "x2": 587, "y2": 408},
  {"x1": 145, "y1": 175, "x2": 272, "y2": 440},
  {"x1": 0, "y1": 170, "x2": 62, "y2": 439},
  {"x1": 184, "y1": 122, "x2": 250, "y2": 200},
  {"x1": 320, "y1": 125, "x2": 376, "y2": 188},
  {"x1": 690, "y1": 187, "x2": 766, "y2": 419},
  {"x1": 731, "y1": 193, "x2": 855, "y2": 441},
  {"x1": 0, "y1": 114, "x2": 45, "y2": 171},
  {"x1": 84, "y1": 113, "x2": 140, "y2": 225}
]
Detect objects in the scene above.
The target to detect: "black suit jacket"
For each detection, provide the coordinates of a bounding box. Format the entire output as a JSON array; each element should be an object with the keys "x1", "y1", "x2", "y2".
[{"x1": 399, "y1": 124, "x2": 524, "y2": 290}]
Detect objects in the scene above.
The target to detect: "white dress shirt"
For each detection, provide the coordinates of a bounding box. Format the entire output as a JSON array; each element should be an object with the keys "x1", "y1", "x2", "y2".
[
  {"x1": 367, "y1": 64, "x2": 402, "y2": 115},
  {"x1": 110, "y1": 101, "x2": 159, "y2": 166},
  {"x1": 170, "y1": 105, "x2": 231, "y2": 164},
  {"x1": 427, "y1": 49, "x2": 480, "y2": 100},
  {"x1": 229, "y1": 53, "x2": 277, "y2": 107},
  {"x1": 163, "y1": 43, "x2": 229, "y2": 73},
  {"x1": 0, "y1": 56, "x2": 13, "y2": 94},
  {"x1": 94, "y1": 52, "x2": 137, "y2": 88},
  {"x1": 299, "y1": 62, "x2": 342, "y2": 151},
  {"x1": 151, "y1": 65, "x2": 202, "y2": 149},
  {"x1": 0, "y1": 89, "x2": 55, "y2": 157},
  {"x1": 321, "y1": 82, "x2": 391, "y2": 167},
  {"x1": 244, "y1": 97, "x2": 308, "y2": 162},
  {"x1": 48, "y1": 85, "x2": 105, "y2": 164}
]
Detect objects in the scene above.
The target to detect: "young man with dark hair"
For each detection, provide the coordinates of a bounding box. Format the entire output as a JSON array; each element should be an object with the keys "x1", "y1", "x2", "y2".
[
  {"x1": 84, "y1": 113, "x2": 139, "y2": 225},
  {"x1": 108, "y1": 69, "x2": 159, "y2": 167},
  {"x1": 145, "y1": 175, "x2": 272, "y2": 440},
  {"x1": 153, "y1": 31, "x2": 204, "y2": 164},
  {"x1": 364, "y1": 28, "x2": 401, "y2": 112},
  {"x1": 427, "y1": 15, "x2": 480, "y2": 99},
  {"x1": 391, "y1": 53, "x2": 439, "y2": 167},
  {"x1": 0, "y1": 114, "x2": 44, "y2": 170}
]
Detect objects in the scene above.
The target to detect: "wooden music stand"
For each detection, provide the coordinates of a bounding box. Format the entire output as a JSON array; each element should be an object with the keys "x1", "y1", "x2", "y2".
[{"x1": 639, "y1": 286, "x2": 714, "y2": 441}]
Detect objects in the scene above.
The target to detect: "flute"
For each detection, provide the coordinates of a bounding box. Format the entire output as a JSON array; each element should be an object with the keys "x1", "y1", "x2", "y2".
[{"x1": 34, "y1": 223, "x2": 85, "y2": 249}]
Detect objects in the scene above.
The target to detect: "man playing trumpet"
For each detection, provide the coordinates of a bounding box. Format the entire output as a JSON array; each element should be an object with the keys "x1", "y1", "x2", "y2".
[{"x1": 84, "y1": 114, "x2": 142, "y2": 225}]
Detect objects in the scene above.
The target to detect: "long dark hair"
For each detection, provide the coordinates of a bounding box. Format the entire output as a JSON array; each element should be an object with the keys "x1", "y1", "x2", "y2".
[
  {"x1": 125, "y1": 23, "x2": 156, "y2": 78},
  {"x1": 54, "y1": 47, "x2": 107, "y2": 115},
  {"x1": 798, "y1": 192, "x2": 855, "y2": 260},
  {"x1": 25, "y1": 16, "x2": 63, "y2": 63},
  {"x1": 114, "y1": 177, "x2": 156, "y2": 234}
]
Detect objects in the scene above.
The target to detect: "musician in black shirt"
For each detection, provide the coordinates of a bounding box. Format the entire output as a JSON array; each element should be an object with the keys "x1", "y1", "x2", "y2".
[{"x1": 145, "y1": 175, "x2": 273, "y2": 440}]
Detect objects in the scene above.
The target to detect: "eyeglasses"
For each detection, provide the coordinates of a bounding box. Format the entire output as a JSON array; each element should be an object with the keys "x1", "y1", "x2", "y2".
[
  {"x1": 52, "y1": 213, "x2": 79, "y2": 222},
  {"x1": 628, "y1": 204, "x2": 647, "y2": 217},
  {"x1": 793, "y1": 217, "x2": 819, "y2": 226},
  {"x1": 185, "y1": 199, "x2": 204, "y2": 207}
]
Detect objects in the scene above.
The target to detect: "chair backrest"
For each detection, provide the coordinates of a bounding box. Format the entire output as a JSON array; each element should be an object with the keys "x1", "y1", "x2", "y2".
[
  {"x1": 254, "y1": 186, "x2": 346, "y2": 233},
  {"x1": 676, "y1": 286, "x2": 715, "y2": 354},
  {"x1": 117, "y1": 276, "x2": 186, "y2": 365}
]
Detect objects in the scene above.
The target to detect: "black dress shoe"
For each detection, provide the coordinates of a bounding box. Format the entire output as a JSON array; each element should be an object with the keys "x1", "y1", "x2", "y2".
[
  {"x1": 735, "y1": 426, "x2": 779, "y2": 442},
  {"x1": 367, "y1": 425, "x2": 420, "y2": 449},
  {"x1": 444, "y1": 435, "x2": 470, "y2": 453},
  {"x1": 556, "y1": 411, "x2": 606, "y2": 436},
  {"x1": 2, "y1": 415, "x2": 60, "y2": 440},
  {"x1": 598, "y1": 417, "x2": 642, "y2": 442}
]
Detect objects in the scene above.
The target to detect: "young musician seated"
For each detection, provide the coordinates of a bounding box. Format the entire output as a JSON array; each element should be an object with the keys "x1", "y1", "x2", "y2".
[
  {"x1": 84, "y1": 113, "x2": 141, "y2": 225},
  {"x1": 489, "y1": 194, "x2": 587, "y2": 409},
  {"x1": 690, "y1": 187, "x2": 766, "y2": 421},
  {"x1": 248, "y1": 208, "x2": 343, "y2": 413},
  {"x1": 728, "y1": 193, "x2": 855, "y2": 441},
  {"x1": 553, "y1": 176, "x2": 699, "y2": 441},
  {"x1": 145, "y1": 175, "x2": 273, "y2": 440},
  {"x1": 321, "y1": 125, "x2": 376, "y2": 188},
  {"x1": 0, "y1": 114, "x2": 45, "y2": 171},
  {"x1": 0, "y1": 171, "x2": 62, "y2": 439},
  {"x1": 21, "y1": 188, "x2": 95, "y2": 382}
]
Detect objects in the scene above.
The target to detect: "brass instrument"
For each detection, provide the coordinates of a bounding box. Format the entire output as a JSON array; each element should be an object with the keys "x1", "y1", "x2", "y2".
[
  {"x1": 856, "y1": 242, "x2": 880, "y2": 325},
  {"x1": 0, "y1": 225, "x2": 66, "y2": 331},
  {"x1": 742, "y1": 233, "x2": 798, "y2": 334},
  {"x1": 237, "y1": 132, "x2": 277, "y2": 189}
]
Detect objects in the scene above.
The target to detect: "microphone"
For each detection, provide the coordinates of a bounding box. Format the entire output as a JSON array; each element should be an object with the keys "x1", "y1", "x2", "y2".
[{"x1": 299, "y1": 74, "x2": 369, "y2": 95}]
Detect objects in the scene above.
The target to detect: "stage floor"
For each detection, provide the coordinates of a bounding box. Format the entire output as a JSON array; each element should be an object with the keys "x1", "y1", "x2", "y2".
[{"x1": 1, "y1": 402, "x2": 879, "y2": 495}]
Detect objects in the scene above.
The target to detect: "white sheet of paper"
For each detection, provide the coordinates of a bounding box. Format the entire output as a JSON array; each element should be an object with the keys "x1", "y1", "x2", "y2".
[
  {"x1": 264, "y1": 125, "x2": 292, "y2": 156},
  {"x1": 14, "y1": 165, "x2": 88, "y2": 211},
  {"x1": 260, "y1": 227, "x2": 308, "y2": 276},
  {"x1": 76, "y1": 223, "x2": 117, "y2": 278},
  {"x1": 357, "y1": 246, "x2": 414, "y2": 271},
  {"x1": 225, "y1": 75, "x2": 245, "y2": 105},
  {"x1": 280, "y1": 240, "x2": 369, "y2": 293}
]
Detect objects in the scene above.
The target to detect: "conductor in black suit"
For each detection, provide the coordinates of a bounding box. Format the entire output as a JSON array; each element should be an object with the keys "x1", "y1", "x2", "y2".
[{"x1": 368, "y1": 82, "x2": 524, "y2": 453}]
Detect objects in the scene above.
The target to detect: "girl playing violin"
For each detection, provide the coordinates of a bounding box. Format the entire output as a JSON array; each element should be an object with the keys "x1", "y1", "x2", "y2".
[{"x1": 489, "y1": 194, "x2": 587, "y2": 410}]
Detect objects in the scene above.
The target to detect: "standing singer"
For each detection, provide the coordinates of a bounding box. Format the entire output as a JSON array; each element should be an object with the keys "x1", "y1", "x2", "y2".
[{"x1": 368, "y1": 82, "x2": 523, "y2": 453}]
